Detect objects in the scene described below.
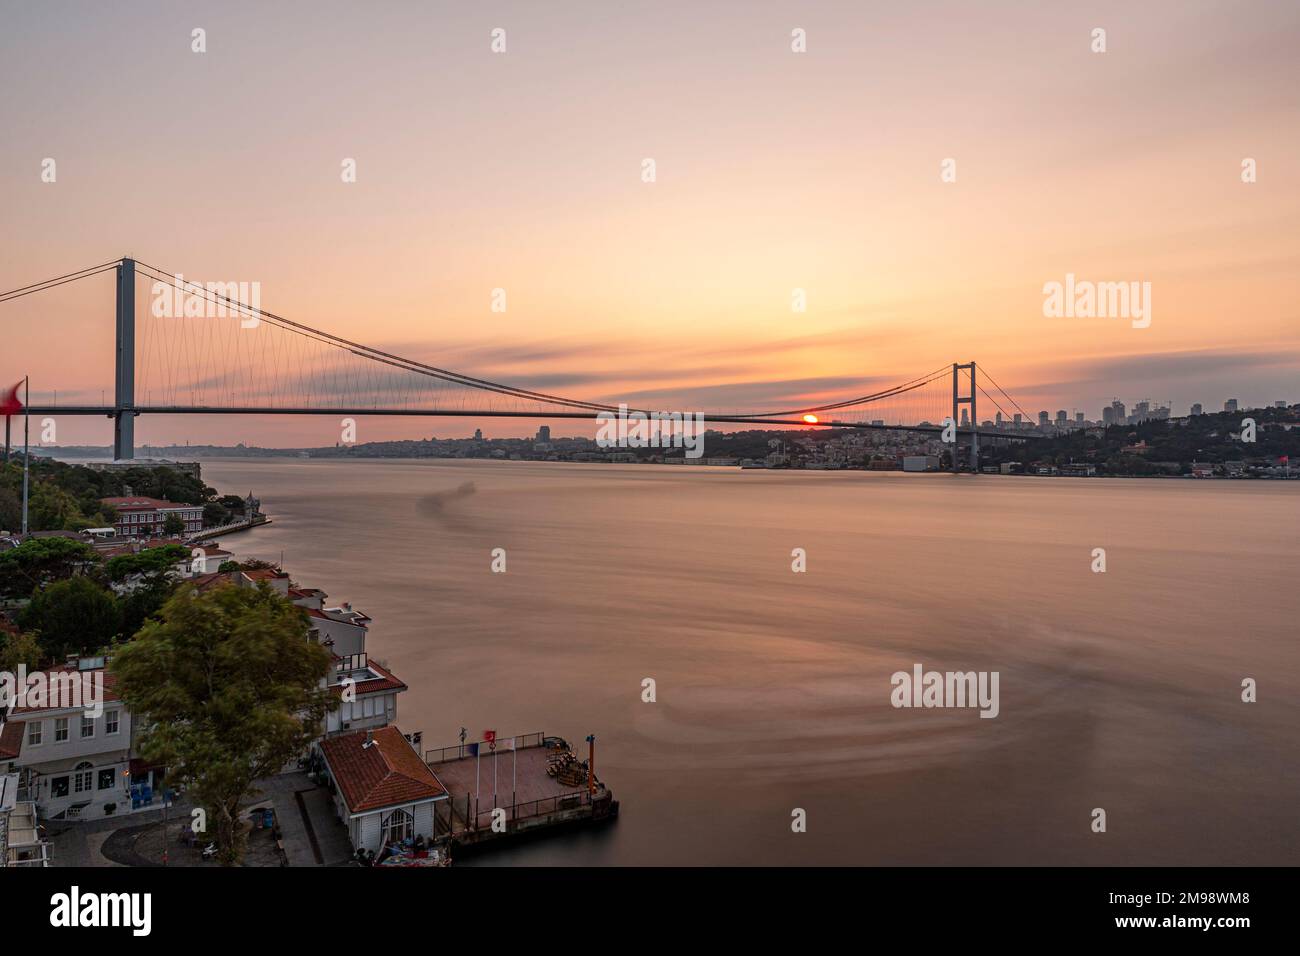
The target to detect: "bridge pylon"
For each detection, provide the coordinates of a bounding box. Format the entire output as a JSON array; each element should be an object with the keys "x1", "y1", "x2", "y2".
[
  {"x1": 113, "y1": 257, "x2": 135, "y2": 460},
  {"x1": 952, "y1": 361, "x2": 978, "y2": 473}
]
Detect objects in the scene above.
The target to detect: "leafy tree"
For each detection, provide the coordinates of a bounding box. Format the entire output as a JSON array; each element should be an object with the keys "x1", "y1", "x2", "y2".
[
  {"x1": 104, "y1": 544, "x2": 191, "y2": 583},
  {"x1": 203, "y1": 502, "x2": 230, "y2": 527},
  {"x1": 162, "y1": 513, "x2": 186, "y2": 537},
  {"x1": 0, "y1": 537, "x2": 98, "y2": 598},
  {"x1": 0, "y1": 486, "x2": 21, "y2": 532},
  {"x1": 105, "y1": 544, "x2": 191, "y2": 637},
  {"x1": 236, "y1": 559, "x2": 277, "y2": 571},
  {"x1": 18, "y1": 576, "x2": 122, "y2": 661},
  {"x1": 217, "y1": 560, "x2": 240, "y2": 572},
  {"x1": 0, "y1": 627, "x2": 42, "y2": 671},
  {"x1": 112, "y1": 583, "x2": 333, "y2": 865}
]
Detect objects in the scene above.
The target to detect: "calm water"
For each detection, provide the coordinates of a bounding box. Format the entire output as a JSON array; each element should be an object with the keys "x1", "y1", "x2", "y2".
[{"x1": 200, "y1": 459, "x2": 1298, "y2": 865}]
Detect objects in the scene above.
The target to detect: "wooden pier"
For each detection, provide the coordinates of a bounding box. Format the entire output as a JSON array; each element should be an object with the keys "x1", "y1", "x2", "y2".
[{"x1": 424, "y1": 732, "x2": 617, "y2": 850}]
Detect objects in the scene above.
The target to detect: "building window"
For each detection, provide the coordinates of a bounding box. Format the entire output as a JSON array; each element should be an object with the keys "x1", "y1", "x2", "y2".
[
  {"x1": 74, "y1": 762, "x2": 94, "y2": 794},
  {"x1": 27, "y1": 722, "x2": 42, "y2": 746},
  {"x1": 50, "y1": 776, "x2": 70, "y2": 799},
  {"x1": 98, "y1": 769, "x2": 116, "y2": 791},
  {"x1": 81, "y1": 715, "x2": 95, "y2": 739},
  {"x1": 55, "y1": 718, "x2": 69, "y2": 742},
  {"x1": 382, "y1": 807, "x2": 413, "y2": 846},
  {"x1": 106, "y1": 710, "x2": 120, "y2": 735}
]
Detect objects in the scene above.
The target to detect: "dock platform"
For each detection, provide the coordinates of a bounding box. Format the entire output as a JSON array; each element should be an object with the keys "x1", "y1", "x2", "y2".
[{"x1": 425, "y1": 733, "x2": 617, "y2": 848}]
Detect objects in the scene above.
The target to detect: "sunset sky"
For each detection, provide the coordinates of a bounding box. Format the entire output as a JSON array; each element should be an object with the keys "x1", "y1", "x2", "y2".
[{"x1": 2, "y1": 0, "x2": 1298, "y2": 447}]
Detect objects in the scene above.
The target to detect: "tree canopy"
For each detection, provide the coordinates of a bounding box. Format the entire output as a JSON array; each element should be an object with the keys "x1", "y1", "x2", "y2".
[
  {"x1": 0, "y1": 536, "x2": 98, "y2": 598},
  {"x1": 18, "y1": 575, "x2": 122, "y2": 661},
  {"x1": 111, "y1": 582, "x2": 334, "y2": 864}
]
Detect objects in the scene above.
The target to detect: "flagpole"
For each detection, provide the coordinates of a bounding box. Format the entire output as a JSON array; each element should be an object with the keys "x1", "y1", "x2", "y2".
[{"x1": 21, "y1": 376, "x2": 30, "y2": 536}]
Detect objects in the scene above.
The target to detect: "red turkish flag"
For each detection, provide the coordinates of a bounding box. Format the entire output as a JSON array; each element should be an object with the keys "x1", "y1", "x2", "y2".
[
  {"x1": 1, "y1": 381, "x2": 22, "y2": 417},
  {"x1": 483, "y1": 729, "x2": 497, "y2": 744}
]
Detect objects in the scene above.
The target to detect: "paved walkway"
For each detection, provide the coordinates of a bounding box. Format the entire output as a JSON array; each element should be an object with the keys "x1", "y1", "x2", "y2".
[{"x1": 45, "y1": 773, "x2": 354, "y2": 867}]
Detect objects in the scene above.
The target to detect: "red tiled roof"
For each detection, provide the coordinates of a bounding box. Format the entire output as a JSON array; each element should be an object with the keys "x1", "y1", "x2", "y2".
[
  {"x1": 241, "y1": 568, "x2": 287, "y2": 582},
  {"x1": 319, "y1": 726, "x2": 446, "y2": 813},
  {"x1": 100, "y1": 497, "x2": 191, "y2": 511},
  {"x1": 331, "y1": 659, "x2": 407, "y2": 698},
  {"x1": 0, "y1": 720, "x2": 24, "y2": 760},
  {"x1": 190, "y1": 570, "x2": 238, "y2": 592},
  {"x1": 9, "y1": 666, "x2": 122, "y2": 715}
]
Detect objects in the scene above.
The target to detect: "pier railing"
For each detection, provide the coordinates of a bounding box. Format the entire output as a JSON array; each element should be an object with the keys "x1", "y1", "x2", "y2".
[
  {"x1": 424, "y1": 731, "x2": 546, "y2": 765},
  {"x1": 457, "y1": 788, "x2": 595, "y2": 834}
]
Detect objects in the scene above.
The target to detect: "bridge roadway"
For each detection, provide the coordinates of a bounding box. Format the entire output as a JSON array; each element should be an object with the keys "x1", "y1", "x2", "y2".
[{"x1": 16, "y1": 405, "x2": 1036, "y2": 441}]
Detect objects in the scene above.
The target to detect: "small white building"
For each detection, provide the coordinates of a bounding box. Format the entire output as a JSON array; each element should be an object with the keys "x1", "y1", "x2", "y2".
[
  {"x1": 318, "y1": 726, "x2": 448, "y2": 853},
  {"x1": 0, "y1": 660, "x2": 134, "y2": 822},
  {"x1": 903, "y1": 455, "x2": 940, "y2": 472}
]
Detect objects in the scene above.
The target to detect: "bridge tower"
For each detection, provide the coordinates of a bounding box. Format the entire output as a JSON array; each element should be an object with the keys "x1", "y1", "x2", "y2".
[
  {"x1": 113, "y1": 257, "x2": 136, "y2": 460},
  {"x1": 951, "y1": 362, "x2": 978, "y2": 473}
]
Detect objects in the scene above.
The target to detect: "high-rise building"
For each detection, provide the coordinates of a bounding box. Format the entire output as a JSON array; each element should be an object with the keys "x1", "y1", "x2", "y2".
[
  {"x1": 1224, "y1": 399, "x2": 1238, "y2": 413},
  {"x1": 1075, "y1": 411, "x2": 1085, "y2": 424},
  {"x1": 1133, "y1": 400, "x2": 1150, "y2": 422},
  {"x1": 1109, "y1": 400, "x2": 1126, "y2": 423},
  {"x1": 536, "y1": 425, "x2": 551, "y2": 442},
  {"x1": 473, "y1": 428, "x2": 483, "y2": 440},
  {"x1": 1055, "y1": 410, "x2": 1068, "y2": 424},
  {"x1": 1038, "y1": 411, "x2": 1050, "y2": 427},
  {"x1": 1013, "y1": 413, "x2": 1022, "y2": 426},
  {"x1": 995, "y1": 411, "x2": 1003, "y2": 425},
  {"x1": 1189, "y1": 403, "x2": 1202, "y2": 416},
  {"x1": 960, "y1": 408, "x2": 970, "y2": 426}
]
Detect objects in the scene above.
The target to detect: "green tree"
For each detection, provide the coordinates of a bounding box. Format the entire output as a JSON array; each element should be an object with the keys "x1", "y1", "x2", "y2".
[
  {"x1": 0, "y1": 486, "x2": 21, "y2": 533},
  {"x1": 111, "y1": 583, "x2": 333, "y2": 865},
  {"x1": 202, "y1": 502, "x2": 230, "y2": 527},
  {"x1": 18, "y1": 576, "x2": 122, "y2": 661},
  {"x1": 0, "y1": 537, "x2": 98, "y2": 598},
  {"x1": 104, "y1": 544, "x2": 191, "y2": 584},
  {"x1": 105, "y1": 544, "x2": 191, "y2": 637},
  {"x1": 0, "y1": 628, "x2": 43, "y2": 671},
  {"x1": 162, "y1": 513, "x2": 185, "y2": 537}
]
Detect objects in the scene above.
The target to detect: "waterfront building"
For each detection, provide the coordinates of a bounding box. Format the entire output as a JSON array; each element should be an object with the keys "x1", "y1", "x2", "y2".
[
  {"x1": 1224, "y1": 399, "x2": 1239, "y2": 413},
  {"x1": 100, "y1": 496, "x2": 203, "y2": 538},
  {"x1": 318, "y1": 726, "x2": 449, "y2": 853}
]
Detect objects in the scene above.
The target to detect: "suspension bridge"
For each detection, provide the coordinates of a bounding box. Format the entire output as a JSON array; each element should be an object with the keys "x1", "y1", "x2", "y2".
[{"x1": 1, "y1": 257, "x2": 1042, "y2": 468}]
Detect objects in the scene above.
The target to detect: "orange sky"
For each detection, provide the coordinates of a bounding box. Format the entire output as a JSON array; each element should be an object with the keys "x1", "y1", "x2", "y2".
[{"x1": 2, "y1": 1, "x2": 1298, "y2": 447}]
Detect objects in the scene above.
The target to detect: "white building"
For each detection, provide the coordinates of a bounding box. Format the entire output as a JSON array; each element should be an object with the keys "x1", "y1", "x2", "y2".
[
  {"x1": 0, "y1": 660, "x2": 135, "y2": 822},
  {"x1": 318, "y1": 726, "x2": 448, "y2": 853}
]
